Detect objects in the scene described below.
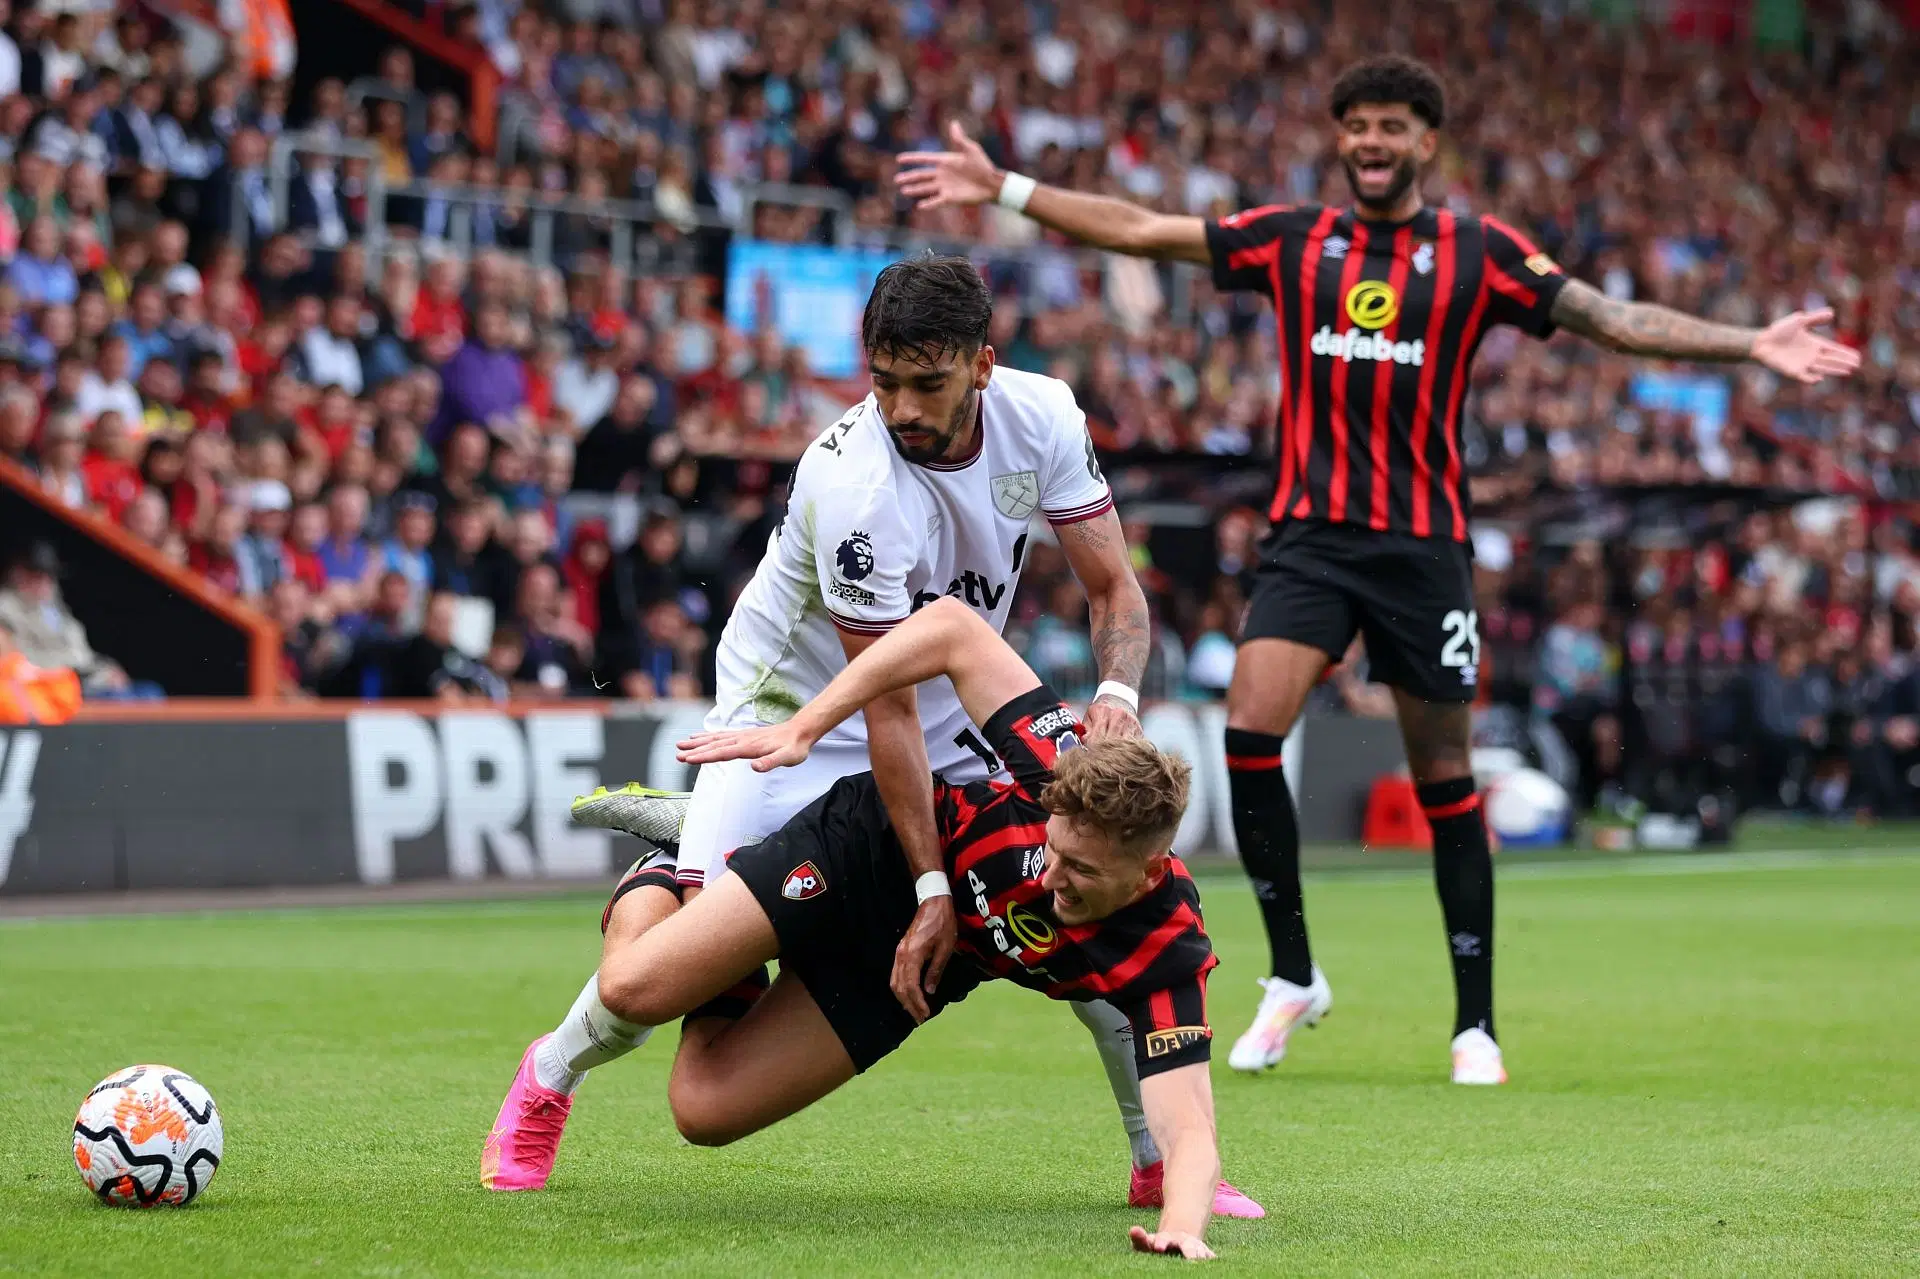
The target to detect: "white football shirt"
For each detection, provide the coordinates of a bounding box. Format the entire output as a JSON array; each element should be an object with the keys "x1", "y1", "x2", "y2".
[{"x1": 710, "y1": 365, "x2": 1114, "y2": 774}]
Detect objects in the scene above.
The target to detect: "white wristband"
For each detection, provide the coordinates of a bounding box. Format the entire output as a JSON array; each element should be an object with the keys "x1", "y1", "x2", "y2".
[
  {"x1": 1094, "y1": 681, "x2": 1140, "y2": 714},
  {"x1": 914, "y1": 870, "x2": 953, "y2": 904},
  {"x1": 996, "y1": 171, "x2": 1037, "y2": 213}
]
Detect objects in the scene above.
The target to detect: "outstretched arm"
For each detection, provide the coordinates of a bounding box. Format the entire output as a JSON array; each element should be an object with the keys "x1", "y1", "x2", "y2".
[
  {"x1": 1130, "y1": 1062, "x2": 1219, "y2": 1260},
  {"x1": 1549, "y1": 280, "x2": 1861, "y2": 384},
  {"x1": 837, "y1": 627, "x2": 952, "y2": 1023},
  {"x1": 678, "y1": 598, "x2": 1039, "y2": 770},
  {"x1": 895, "y1": 122, "x2": 1211, "y2": 264}
]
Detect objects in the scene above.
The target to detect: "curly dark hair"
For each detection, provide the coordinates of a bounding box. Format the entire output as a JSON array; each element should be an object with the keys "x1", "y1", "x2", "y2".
[
  {"x1": 860, "y1": 252, "x2": 993, "y2": 367},
  {"x1": 1329, "y1": 56, "x2": 1446, "y2": 129}
]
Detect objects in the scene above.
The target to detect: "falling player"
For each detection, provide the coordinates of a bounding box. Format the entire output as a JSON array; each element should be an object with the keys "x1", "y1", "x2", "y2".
[
  {"x1": 483, "y1": 253, "x2": 1261, "y2": 1217},
  {"x1": 896, "y1": 55, "x2": 1860, "y2": 1083},
  {"x1": 584, "y1": 596, "x2": 1226, "y2": 1260}
]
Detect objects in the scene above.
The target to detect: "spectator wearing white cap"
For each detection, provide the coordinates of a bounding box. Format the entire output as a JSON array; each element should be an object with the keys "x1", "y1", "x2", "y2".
[{"x1": 237, "y1": 478, "x2": 294, "y2": 595}]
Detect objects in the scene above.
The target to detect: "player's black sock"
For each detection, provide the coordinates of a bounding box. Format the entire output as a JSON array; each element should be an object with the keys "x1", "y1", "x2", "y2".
[
  {"x1": 1225, "y1": 728, "x2": 1313, "y2": 986},
  {"x1": 1419, "y1": 777, "x2": 1495, "y2": 1040}
]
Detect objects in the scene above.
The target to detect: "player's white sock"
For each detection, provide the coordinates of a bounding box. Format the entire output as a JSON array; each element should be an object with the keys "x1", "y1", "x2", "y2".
[
  {"x1": 535, "y1": 973, "x2": 653, "y2": 1095},
  {"x1": 1072, "y1": 999, "x2": 1162, "y2": 1169}
]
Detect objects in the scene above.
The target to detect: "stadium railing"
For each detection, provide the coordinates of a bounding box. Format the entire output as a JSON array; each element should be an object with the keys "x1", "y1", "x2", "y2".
[{"x1": 0, "y1": 459, "x2": 281, "y2": 701}]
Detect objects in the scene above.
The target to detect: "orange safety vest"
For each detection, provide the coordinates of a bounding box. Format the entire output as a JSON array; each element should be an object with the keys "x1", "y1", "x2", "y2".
[{"x1": 0, "y1": 652, "x2": 82, "y2": 725}]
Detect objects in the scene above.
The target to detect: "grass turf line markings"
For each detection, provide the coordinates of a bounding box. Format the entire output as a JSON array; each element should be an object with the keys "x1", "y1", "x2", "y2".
[{"x1": 0, "y1": 860, "x2": 1914, "y2": 1276}]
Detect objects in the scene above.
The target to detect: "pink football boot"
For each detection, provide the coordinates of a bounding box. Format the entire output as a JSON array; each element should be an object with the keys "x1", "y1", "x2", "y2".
[
  {"x1": 1128, "y1": 1160, "x2": 1267, "y2": 1219},
  {"x1": 481, "y1": 1035, "x2": 574, "y2": 1191}
]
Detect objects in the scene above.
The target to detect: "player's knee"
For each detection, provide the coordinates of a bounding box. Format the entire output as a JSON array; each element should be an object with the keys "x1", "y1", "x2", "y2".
[
  {"x1": 1225, "y1": 691, "x2": 1300, "y2": 738},
  {"x1": 596, "y1": 965, "x2": 672, "y2": 1027},
  {"x1": 666, "y1": 1075, "x2": 746, "y2": 1147}
]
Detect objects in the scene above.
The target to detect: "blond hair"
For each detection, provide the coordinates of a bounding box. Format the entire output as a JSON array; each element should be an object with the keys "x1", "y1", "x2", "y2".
[{"x1": 1040, "y1": 737, "x2": 1191, "y2": 855}]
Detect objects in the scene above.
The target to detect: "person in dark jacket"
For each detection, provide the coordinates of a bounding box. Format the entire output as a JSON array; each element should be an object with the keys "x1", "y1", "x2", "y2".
[
  {"x1": 570, "y1": 374, "x2": 657, "y2": 493},
  {"x1": 1847, "y1": 619, "x2": 1920, "y2": 816},
  {"x1": 1751, "y1": 640, "x2": 1832, "y2": 810}
]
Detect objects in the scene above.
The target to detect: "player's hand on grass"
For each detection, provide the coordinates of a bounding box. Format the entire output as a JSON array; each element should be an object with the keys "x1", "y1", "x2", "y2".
[
  {"x1": 1749, "y1": 308, "x2": 1861, "y2": 384},
  {"x1": 676, "y1": 723, "x2": 814, "y2": 772},
  {"x1": 1129, "y1": 1227, "x2": 1215, "y2": 1260},
  {"x1": 895, "y1": 122, "x2": 1000, "y2": 210},
  {"x1": 890, "y1": 896, "x2": 956, "y2": 1023},
  {"x1": 1084, "y1": 696, "x2": 1144, "y2": 741}
]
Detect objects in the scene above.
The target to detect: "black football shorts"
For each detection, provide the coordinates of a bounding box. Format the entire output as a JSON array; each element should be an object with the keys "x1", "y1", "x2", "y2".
[
  {"x1": 1243, "y1": 519, "x2": 1482, "y2": 704},
  {"x1": 729, "y1": 774, "x2": 982, "y2": 1071}
]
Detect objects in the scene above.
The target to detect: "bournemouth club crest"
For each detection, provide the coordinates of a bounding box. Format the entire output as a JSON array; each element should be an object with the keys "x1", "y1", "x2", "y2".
[
  {"x1": 782, "y1": 860, "x2": 826, "y2": 900},
  {"x1": 992, "y1": 470, "x2": 1039, "y2": 520}
]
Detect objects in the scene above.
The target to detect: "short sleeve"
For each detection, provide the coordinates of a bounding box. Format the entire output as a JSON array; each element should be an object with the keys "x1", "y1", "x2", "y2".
[
  {"x1": 811, "y1": 485, "x2": 915, "y2": 637},
  {"x1": 1204, "y1": 204, "x2": 1296, "y2": 294},
  {"x1": 1480, "y1": 216, "x2": 1569, "y2": 339},
  {"x1": 980, "y1": 684, "x2": 1083, "y2": 796},
  {"x1": 1114, "y1": 967, "x2": 1215, "y2": 1078},
  {"x1": 1037, "y1": 384, "x2": 1115, "y2": 528}
]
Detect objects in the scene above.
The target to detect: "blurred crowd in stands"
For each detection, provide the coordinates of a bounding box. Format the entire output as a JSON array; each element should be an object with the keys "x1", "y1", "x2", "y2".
[{"x1": 0, "y1": 0, "x2": 1916, "y2": 813}]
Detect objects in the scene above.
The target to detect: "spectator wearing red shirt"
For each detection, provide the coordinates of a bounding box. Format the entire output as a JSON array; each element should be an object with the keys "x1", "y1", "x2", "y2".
[
  {"x1": 237, "y1": 313, "x2": 292, "y2": 394},
  {"x1": 189, "y1": 503, "x2": 249, "y2": 597},
  {"x1": 180, "y1": 349, "x2": 235, "y2": 433},
  {"x1": 284, "y1": 501, "x2": 329, "y2": 594},
  {"x1": 81, "y1": 409, "x2": 143, "y2": 520},
  {"x1": 412, "y1": 254, "x2": 468, "y2": 351},
  {"x1": 312, "y1": 383, "x2": 362, "y2": 462},
  {"x1": 169, "y1": 430, "x2": 227, "y2": 542},
  {"x1": 560, "y1": 518, "x2": 612, "y2": 637},
  {"x1": 524, "y1": 331, "x2": 566, "y2": 426},
  {"x1": 675, "y1": 325, "x2": 746, "y2": 424}
]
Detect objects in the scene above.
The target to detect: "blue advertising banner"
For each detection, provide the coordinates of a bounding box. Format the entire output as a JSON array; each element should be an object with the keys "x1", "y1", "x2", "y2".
[
  {"x1": 1630, "y1": 371, "x2": 1731, "y2": 436},
  {"x1": 725, "y1": 241, "x2": 904, "y2": 378}
]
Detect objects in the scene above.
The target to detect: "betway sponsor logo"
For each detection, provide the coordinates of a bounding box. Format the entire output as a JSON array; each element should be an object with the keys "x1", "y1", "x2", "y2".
[{"x1": 1310, "y1": 326, "x2": 1426, "y2": 366}]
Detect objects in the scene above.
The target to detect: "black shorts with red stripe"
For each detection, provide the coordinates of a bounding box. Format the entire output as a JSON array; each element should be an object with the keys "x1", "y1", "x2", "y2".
[{"x1": 1244, "y1": 518, "x2": 1480, "y2": 704}]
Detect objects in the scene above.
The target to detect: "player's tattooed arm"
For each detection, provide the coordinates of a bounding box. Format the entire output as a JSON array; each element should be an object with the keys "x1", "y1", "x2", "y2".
[
  {"x1": 1549, "y1": 280, "x2": 1753, "y2": 361},
  {"x1": 894, "y1": 122, "x2": 1212, "y2": 264},
  {"x1": 1549, "y1": 280, "x2": 1860, "y2": 384},
  {"x1": 1056, "y1": 509, "x2": 1151, "y2": 734}
]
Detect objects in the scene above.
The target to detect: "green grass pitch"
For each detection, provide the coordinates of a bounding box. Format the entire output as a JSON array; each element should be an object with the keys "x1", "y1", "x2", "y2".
[{"x1": 3, "y1": 850, "x2": 1917, "y2": 1276}]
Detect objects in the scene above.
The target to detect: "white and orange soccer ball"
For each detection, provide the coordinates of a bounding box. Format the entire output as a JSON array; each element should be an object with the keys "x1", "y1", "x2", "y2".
[{"x1": 72, "y1": 1065, "x2": 223, "y2": 1206}]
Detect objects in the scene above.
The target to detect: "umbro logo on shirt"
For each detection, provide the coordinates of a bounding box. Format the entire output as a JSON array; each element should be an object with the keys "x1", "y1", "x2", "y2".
[{"x1": 1322, "y1": 236, "x2": 1350, "y2": 259}]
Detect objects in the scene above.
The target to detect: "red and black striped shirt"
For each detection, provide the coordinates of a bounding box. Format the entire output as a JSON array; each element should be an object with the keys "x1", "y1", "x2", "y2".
[
  {"x1": 1205, "y1": 204, "x2": 1569, "y2": 541},
  {"x1": 933, "y1": 686, "x2": 1216, "y2": 1077}
]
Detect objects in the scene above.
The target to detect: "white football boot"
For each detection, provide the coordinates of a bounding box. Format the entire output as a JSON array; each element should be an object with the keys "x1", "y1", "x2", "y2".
[
  {"x1": 1227, "y1": 966, "x2": 1333, "y2": 1073},
  {"x1": 1449, "y1": 1027, "x2": 1507, "y2": 1085},
  {"x1": 570, "y1": 784, "x2": 690, "y2": 844}
]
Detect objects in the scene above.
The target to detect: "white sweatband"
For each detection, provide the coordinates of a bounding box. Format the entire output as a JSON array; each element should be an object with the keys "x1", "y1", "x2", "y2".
[
  {"x1": 914, "y1": 871, "x2": 953, "y2": 904},
  {"x1": 1094, "y1": 681, "x2": 1140, "y2": 714},
  {"x1": 996, "y1": 171, "x2": 1037, "y2": 213}
]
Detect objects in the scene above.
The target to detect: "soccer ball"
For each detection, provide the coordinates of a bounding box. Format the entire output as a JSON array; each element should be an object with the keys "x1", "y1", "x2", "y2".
[
  {"x1": 73, "y1": 1065, "x2": 223, "y2": 1206},
  {"x1": 1484, "y1": 768, "x2": 1573, "y2": 848}
]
